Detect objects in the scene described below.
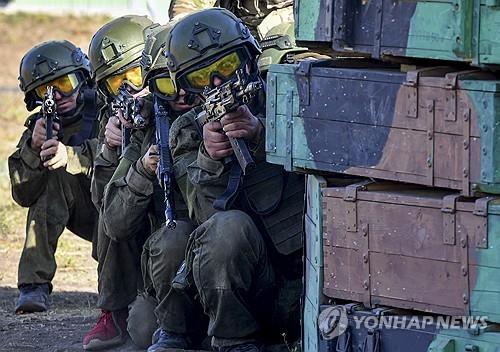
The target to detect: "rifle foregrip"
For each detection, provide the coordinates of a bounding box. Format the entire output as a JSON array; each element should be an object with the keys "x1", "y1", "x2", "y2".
[{"x1": 229, "y1": 137, "x2": 255, "y2": 175}]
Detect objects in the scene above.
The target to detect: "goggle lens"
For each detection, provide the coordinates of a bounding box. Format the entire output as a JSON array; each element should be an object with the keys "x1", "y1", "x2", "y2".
[
  {"x1": 35, "y1": 73, "x2": 81, "y2": 98},
  {"x1": 105, "y1": 66, "x2": 143, "y2": 96},
  {"x1": 154, "y1": 77, "x2": 176, "y2": 96},
  {"x1": 185, "y1": 51, "x2": 242, "y2": 90}
]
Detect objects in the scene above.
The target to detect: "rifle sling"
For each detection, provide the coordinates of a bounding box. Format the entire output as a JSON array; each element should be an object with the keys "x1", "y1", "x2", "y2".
[
  {"x1": 68, "y1": 89, "x2": 97, "y2": 146},
  {"x1": 213, "y1": 161, "x2": 242, "y2": 211}
]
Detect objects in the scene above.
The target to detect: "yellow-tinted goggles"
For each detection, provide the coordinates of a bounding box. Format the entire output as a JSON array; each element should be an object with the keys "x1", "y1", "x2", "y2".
[
  {"x1": 35, "y1": 73, "x2": 81, "y2": 98},
  {"x1": 105, "y1": 66, "x2": 143, "y2": 96},
  {"x1": 154, "y1": 76, "x2": 176, "y2": 96},
  {"x1": 185, "y1": 51, "x2": 242, "y2": 90}
]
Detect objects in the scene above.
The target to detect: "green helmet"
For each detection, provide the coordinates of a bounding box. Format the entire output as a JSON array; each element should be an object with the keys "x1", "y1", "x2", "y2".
[
  {"x1": 163, "y1": 8, "x2": 262, "y2": 89},
  {"x1": 19, "y1": 40, "x2": 90, "y2": 94},
  {"x1": 257, "y1": 22, "x2": 308, "y2": 72},
  {"x1": 19, "y1": 40, "x2": 91, "y2": 110},
  {"x1": 141, "y1": 23, "x2": 173, "y2": 84},
  {"x1": 88, "y1": 15, "x2": 154, "y2": 84}
]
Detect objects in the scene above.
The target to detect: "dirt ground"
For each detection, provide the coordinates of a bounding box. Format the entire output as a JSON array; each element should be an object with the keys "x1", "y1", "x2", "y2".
[{"x1": 0, "y1": 12, "x2": 145, "y2": 352}]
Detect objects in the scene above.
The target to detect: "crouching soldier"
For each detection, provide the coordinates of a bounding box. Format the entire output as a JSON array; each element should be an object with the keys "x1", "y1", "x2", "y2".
[
  {"x1": 155, "y1": 8, "x2": 305, "y2": 351},
  {"x1": 83, "y1": 15, "x2": 154, "y2": 350},
  {"x1": 8, "y1": 40, "x2": 99, "y2": 314},
  {"x1": 83, "y1": 20, "x2": 204, "y2": 350}
]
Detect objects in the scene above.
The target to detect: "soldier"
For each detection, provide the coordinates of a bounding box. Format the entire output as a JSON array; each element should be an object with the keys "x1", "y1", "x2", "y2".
[
  {"x1": 89, "y1": 15, "x2": 154, "y2": 209},
  {"x1": 214, "y1": 0, "x2": 293, "y2": 39},
  {"x1": 257, "y1": 21, "x2": 329, "y2": 73},
  {"x1": 8, "y1": 40, "x2": 99, "y2": 314},
  {"x1": 168, "y1": 0, "x2": 294, "y2": 39},
  {"x1": 84, "y1": 22, "x2": 204, "y2": 350},
  {"x1": 84, "y1": 15, "x2": 154, "y2": 350},
  {"x1": 155, "y1": 8, "x2": 305, "y2": 351}
]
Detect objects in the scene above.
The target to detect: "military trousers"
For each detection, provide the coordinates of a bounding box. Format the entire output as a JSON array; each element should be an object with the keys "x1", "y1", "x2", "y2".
[
  {"x1": 96, "y1": 217, "x2": 146, "y2": 311},
  {"x1": 176, "y1": 210, "x2": 302, "y2": 348},
  {"x1": 140, "y1": 221, "x2": 207, "y2": 341},
  {"x1": 18, "y1": 170, "x2": 96, "y2": 290}
]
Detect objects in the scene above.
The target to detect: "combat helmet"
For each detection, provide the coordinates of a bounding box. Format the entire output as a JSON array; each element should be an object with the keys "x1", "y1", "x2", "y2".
[
  {"x1": 163, "y1": 8, "x2": 262, "y2": 92},
  {"x1": 88, "y1": 15, "x2": 154, "y2": 89},
  {"x1": 19, "y1": 40, "x2": 91, "y2": 110},
  {"x1": 257, "y1": 22, "x2": 308, "y2": 72},
  {"x1": 141, "y1": 24, "x2": 170, "y2": 83},
  {"x1": 141, "y1": 23, "x2": 179, "y2": 101}
]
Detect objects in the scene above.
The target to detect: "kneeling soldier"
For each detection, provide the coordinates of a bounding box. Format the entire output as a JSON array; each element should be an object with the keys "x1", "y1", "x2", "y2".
[
  {"x1": 9, "y1": 40, "x2": 99, "y2": 314},
  {"x1": 156, "y1": 8, "x2": 305, "y2": 351}
]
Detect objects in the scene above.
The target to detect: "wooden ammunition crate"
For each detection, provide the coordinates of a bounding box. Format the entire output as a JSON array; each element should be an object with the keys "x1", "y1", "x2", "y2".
[
  {"x1": 320, "y1": 181, "x2": 500, "y2": 321},
  {"x1": 266, "y1": 61, "x2": 500, "y2": 196},
  {"x1": 295, "y1": 0, "x2": 500, "y2": 66}
]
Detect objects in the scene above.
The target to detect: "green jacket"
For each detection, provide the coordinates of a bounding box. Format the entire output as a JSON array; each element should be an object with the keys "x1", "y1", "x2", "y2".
[
  {"x1": 170, "y1": 103, "x2": 304, "y2": 256},
  {"x1": 90, "y1": 105, "x2": 122, "y2": 210},
  {"x1": 9, "y1": 110, "x2": 98, "y2": 208},
  {"x1": 102, "y1": 114, "x2": 190, "y2": 242}
]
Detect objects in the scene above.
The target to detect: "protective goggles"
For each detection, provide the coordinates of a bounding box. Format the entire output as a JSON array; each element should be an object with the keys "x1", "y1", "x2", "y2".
[
  {"x1": 149, "y1": 73, "x2": 177, "y2": 101},
  {"x1": 177, "y1": 49, "x2": 249, "y2": 93},
  {"x1": 34, "y1": 72, "x2": 82, "y2": 99},
  {"x1": 105, "y1": 66, "x2": 143, "y2": 96}
]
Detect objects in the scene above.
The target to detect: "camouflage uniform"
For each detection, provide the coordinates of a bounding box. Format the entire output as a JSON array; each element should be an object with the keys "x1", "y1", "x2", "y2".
[
  {"x1": 169, "y1": 0, "x2": 216, "y2": 20},
  {"x1": 214, "y1": 0, "x2": 294, "y2": 39},
  {"x1": 99, "y1": 110, "x2": 207, "y2": 346},
  {"x1": 8, "y1": 41, "x2": 98, "y2": 303},
  {"x1": 9, "y1": 111, "x2": 98, "y2": 289},
  {"x1": 170, "y1": 105, "x2": 304, "y2": 347},
  {"x1": 92, "y1": 22, "x2": 206, "y2": 349},
  {"x1": 90, "y1": 108, "x2": 118, "y2": 210},
  {"x1": 84, "y1": 15, "x2": 156, "y2": 351},
  {"x1": 161, "y1": 8, "x2": 304, "y2": 348},
  {"x1": 168, "y1": 0, "x2": 293, "y2": 39}
]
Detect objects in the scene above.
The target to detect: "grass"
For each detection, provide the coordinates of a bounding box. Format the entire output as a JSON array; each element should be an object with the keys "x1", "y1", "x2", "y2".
[
  {"x1": 0, "y1": 12, "x2": 110, "y2": 291},
  {"x1": 0, "y1": 12, "x2": 111, "y2": 87}
]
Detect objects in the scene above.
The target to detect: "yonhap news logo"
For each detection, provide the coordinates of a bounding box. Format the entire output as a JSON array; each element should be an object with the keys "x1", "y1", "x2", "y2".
[
  {"x1": 318, "y1": 306, "x2": 349, "y2": 340},
  {"x1": 318, "y1": 305, "x2": 489, "y2": 340}
]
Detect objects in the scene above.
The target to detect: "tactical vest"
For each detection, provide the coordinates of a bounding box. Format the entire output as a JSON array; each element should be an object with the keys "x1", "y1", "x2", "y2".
[{"x1": 178, "y1": 103, "x2": 304, "y2": 256}]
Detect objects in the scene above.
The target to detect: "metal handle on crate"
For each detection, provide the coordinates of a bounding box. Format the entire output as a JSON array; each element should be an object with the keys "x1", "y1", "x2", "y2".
[{"x1": 360, "y1": 329, "x2": 380, "y2": 352}]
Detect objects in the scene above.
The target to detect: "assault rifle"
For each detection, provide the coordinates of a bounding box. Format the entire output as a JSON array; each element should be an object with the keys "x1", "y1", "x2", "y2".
[
  {"x1": 196, "y1": 69, "x2": 262, "y2": 175},
  {"x1": 112, "y1": 86, "x2": 148, "y2": 154},
  {"x1": 42, "y1": 86, "x2": 59, "y2": 141},
  {"x1": 154, "y1": 99, "x2": 176, "y2": 229}
]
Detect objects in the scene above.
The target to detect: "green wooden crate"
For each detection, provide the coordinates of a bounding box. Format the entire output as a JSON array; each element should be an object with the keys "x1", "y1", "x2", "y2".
[
  {"x1": 429, "y1": 324, "x2": 500, "y2": 352},
  {"x1": 303, "y1": 175, "x2": 326, "y2": 352},
  {"x1": 266, "y1": 62, "x2": 500, "y2": 196},
  {"x1": 295, "y1": 0, "x2": 500, "y2": 66}
]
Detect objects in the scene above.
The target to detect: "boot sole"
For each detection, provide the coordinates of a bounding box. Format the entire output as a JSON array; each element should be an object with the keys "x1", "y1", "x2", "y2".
[
  {"x1": 83, "y1": 335, "x2": 125, "y2": 351},
  {"x1": 15, "y1": 302, "x2": 47, "y2": 314}
]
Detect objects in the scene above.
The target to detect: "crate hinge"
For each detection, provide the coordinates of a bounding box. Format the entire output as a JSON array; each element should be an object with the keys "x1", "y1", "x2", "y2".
[
  {"x1": 473, "y1": 197, "x2": 493, "y2": 249},
  {"x1": 441, "y1": 194, "x2": 461, "y2": 245},
  {"x1": 343, "y1": 182, "x2": 370, "y2": 232},
  {"x1": 295, "y1": 60, "x2": 313, "y2": 107}
]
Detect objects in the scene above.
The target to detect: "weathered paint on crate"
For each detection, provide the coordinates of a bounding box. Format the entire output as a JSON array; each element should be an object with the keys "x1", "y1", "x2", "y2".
[
  {"x1": 266, "y1": 61, "x2": 500, "y2": 196},
  {"x1": 320, "y1": 181, "x2": 500, "y2": 322},
  {"x1": 303, "y1": 175, "x2": 327, "y2": 352},
  {"x1": 295, "y1": 0, "x2": 500, "y2": 66}
]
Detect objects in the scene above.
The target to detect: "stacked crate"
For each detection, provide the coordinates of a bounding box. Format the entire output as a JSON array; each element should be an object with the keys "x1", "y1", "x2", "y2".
[{"x1": 265, "y1": 1, "x2": 500, "y2": 351}]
